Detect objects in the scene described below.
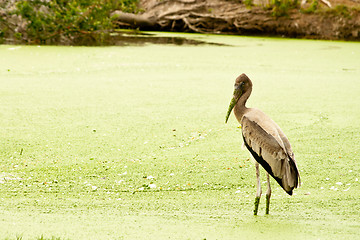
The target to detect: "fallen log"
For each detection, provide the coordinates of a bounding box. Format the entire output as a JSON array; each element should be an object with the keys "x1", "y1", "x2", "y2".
[{"x1": 111, "y1": 11, "x2": 157, "y2": 29}]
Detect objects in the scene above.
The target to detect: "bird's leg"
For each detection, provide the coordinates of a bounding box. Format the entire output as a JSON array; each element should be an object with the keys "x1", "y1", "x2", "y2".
[
  {"x1": 254, "y1": 162, "x2": 262, "y2": 215},
  {"x1": 266, "y1": 173, "x2": 271, "y2": 214}
]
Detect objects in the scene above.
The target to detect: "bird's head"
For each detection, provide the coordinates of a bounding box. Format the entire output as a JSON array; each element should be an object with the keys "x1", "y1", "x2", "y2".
[{"x1": 225, "y1": 73, "x2": 252, "y2": 123}]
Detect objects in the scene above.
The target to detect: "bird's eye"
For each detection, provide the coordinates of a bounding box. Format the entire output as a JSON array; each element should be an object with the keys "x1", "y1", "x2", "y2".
[{"x1": 240, "y1": 82, "x2": 245, "y2": 87}]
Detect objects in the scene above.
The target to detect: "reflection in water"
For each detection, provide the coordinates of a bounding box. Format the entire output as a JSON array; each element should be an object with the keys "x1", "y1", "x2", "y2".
[
  {"x1": 70, "y1": 31, "x2": 228, "y2": 46},
  {"x1": 3, "y1": 31, "x2": 228, "y2": 46}
]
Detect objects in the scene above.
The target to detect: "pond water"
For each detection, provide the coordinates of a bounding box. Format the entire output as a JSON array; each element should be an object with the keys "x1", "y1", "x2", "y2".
[
  {"x1": 0, "y1": 32, "x2": 360, "y2": 240},
  {"x1": 78, "y1": 31, "x2": 229, "y2": 46}
]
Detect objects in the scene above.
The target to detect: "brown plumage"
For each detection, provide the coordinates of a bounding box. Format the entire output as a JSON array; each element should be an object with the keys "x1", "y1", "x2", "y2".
[{"x1": 225, "y1": 73, "x2": 300, "y2": 215}]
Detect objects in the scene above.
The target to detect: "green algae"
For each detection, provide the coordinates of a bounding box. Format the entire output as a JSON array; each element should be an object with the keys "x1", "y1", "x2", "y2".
[{"x1": 0, "y1": 33, "x2": 359, "y2": 239}]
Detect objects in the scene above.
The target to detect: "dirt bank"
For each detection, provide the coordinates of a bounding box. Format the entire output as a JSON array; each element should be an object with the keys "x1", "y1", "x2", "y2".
[{"x1": 113, "y1": 0, "x2": 360, "y2": 41}]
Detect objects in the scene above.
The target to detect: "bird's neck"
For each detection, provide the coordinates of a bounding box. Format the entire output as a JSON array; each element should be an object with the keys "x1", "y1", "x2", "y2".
[{"x1": 234, "y1": 89, "x2": 251, "y2": 122}]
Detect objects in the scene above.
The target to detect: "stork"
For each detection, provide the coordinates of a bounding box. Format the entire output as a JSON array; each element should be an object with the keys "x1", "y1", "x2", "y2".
[{"x1": 225, "y1": 73, "x2": 300, "y2": 215}]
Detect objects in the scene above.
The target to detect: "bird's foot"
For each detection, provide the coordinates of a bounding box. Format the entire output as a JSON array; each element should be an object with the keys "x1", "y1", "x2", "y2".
[
  {"x1": 265, "y1": 194, "x2": 270, "y2": 214},
  {"x1": 254, "y1": 197, "x2": 260, "y2": 215}
]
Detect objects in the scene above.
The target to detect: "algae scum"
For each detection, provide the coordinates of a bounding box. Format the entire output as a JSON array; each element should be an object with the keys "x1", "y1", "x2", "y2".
[{"x1": 1, "y1": 33, "x2": 360, "y2": 239}]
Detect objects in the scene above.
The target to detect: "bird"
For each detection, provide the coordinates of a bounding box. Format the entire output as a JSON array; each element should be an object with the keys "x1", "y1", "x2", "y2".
[{"x1": 225, "y1": 73, "x2": 300, "y2": 215}]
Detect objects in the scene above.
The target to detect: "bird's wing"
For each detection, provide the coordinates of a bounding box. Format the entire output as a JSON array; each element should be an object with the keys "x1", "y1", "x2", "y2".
[{"x1": 241, "y1": 111, "x2": 300, "y2": 194}]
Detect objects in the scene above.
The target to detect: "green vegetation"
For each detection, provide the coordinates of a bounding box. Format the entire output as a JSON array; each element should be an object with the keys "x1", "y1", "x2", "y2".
[
  {"x1": 324, "y1": 4, "x2": 352, "y2": 18},
  {"x1": 6, "y1": 0, "x2": 139, "y2": 44},
  {"x1": 300, "y1": 0, "x2": 358, "y2": 17},
  {"x1": 270, "y1": 0, "x2": 299, "y2": 17},
  {"x1": 300, "y1": 0, "x2": 319, "y2": 14},
  {"x1": 268, "y1": 0, "x2": 357, "y2": 18},
  {"x1": 244, "y1": 0, "x2": 254, "y2": 8},
  {"x1": 1, "y1": 33, "x2": 360, "y2": 239}
]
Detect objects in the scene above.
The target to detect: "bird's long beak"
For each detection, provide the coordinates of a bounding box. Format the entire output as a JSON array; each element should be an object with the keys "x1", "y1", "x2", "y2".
[{"x1": 225, "y1": 88, "x2": 242, "y2": 123}]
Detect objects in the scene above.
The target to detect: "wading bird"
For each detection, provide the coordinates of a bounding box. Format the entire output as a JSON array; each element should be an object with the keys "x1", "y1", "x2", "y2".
[{"x1": 225, "y1": 73, "x2": 300, "y2": 215}]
